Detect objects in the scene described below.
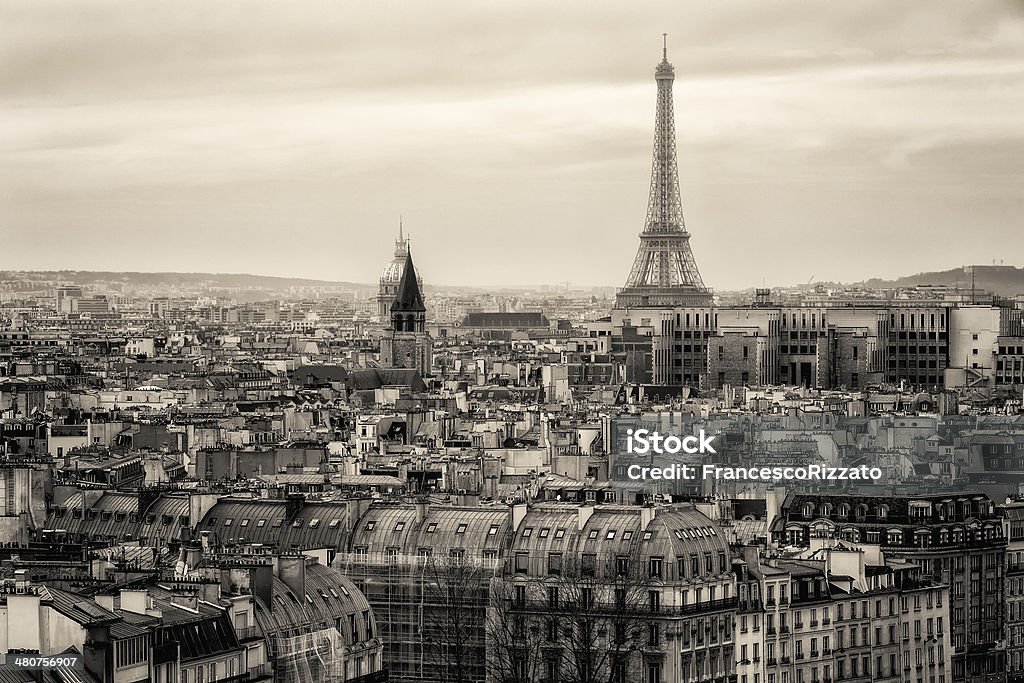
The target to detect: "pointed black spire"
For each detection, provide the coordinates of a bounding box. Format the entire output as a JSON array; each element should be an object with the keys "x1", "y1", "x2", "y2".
[{"x1": 391, "y1": 248, "x2": 426, "y2": 313}]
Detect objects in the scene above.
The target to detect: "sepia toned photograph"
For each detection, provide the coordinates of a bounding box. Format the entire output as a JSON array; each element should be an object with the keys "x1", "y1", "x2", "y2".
[{"x1": 1, "y1": 2, "x2": 1023, "y2": 682}]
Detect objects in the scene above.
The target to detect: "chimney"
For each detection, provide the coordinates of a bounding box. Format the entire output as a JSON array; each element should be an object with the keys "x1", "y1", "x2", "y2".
[
  {"x1": 184, "y1": 542, "x2": 203, "y2": 569},
  {"x1": 577, "y1": 504, "x2": 595, "y2": 530},
  {"x1": 285, "y1": 493, "x2": 305, "y2": 521},
  {"x1": 639, "y1": 505, "x2": 656, "y2": 531},
  {"x1": 120, "y1": 589, "x2": 149, "y2": 615},
  {"x1": 252, "y1": 563, "x2": 274, "y2": 609},
  {"x1": 414, "y1": 497, "x2": 429, "y2": 525},
  {"x1": 277, "y1": 555, "x2": 306, "y2": 600},
  {"x1": 94, "y1": 594, "x2": 115, "y2": 611},
  {"x1": 14, "y1": 569, "x2": 29, "y2": 593},
  {"x1": 170, "y1": 590, "x2": 199, "y2": 613},
  {"x1": 510, "y1": 502, "x2": 527, "y2": 533}
]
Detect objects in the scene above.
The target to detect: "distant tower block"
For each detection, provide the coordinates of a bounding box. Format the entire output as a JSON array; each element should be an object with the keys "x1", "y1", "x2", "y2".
[{"x1": 615, "y1": 36, "x2": 712, "y2": 309}]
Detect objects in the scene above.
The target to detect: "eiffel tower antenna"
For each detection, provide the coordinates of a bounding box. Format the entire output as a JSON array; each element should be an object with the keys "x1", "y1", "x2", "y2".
[{"x1": 615, "y1": 36, "x2": 711, "y2": 309}]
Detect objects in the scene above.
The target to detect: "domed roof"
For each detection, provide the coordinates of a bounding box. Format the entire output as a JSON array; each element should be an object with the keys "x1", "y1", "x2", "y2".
[
  {"x1": 379, "y1": 222, "x2": 422, "y2": 287},
  {"x1": 380, "y1": 258, "x2": 405, "y2": 285}
]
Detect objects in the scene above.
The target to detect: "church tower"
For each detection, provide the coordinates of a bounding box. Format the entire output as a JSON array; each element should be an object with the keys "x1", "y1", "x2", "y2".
[
  {"x1": 376, "y1": 220, "x2": 422, "y2": 320},
  {"x1": 380, "y1": 248, "x2": 432, "y2": 375}
]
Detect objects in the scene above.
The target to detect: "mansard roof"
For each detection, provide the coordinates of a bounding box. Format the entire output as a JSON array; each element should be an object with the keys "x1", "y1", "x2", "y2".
[{"x1": 509, "y1": 503, "x2": 730, "y2": 577}]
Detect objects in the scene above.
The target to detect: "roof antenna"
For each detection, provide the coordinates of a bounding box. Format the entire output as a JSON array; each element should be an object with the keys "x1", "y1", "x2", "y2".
[{"x1": 663, "y1": 33, "x2": 668, "y2": 60}]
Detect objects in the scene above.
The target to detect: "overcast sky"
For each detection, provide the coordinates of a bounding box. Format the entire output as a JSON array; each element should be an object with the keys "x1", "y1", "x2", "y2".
[{"x1": 2, "y1": 1, "x2": 1023, "y2": 290}]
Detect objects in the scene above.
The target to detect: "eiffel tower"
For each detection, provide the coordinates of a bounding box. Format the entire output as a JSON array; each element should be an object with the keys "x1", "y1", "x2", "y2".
[{"x1": 615, "y1": 37, "x2": 712, "y2": 309}]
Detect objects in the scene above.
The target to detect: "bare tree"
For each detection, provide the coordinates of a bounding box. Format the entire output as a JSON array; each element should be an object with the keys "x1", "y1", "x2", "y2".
[
  {"x1": 493, "y1": 555, "x2": 654, "y2": 683},
  {"x1": 484, "y1": 577, "x2": 548, "y2": 683},
  {"x1": 421, "y1": 554, "x2": 489, "y2": 683}
]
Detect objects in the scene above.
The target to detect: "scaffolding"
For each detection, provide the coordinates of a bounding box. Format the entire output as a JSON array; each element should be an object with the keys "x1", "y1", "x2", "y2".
[
  {"x1": 337, "y1": 551, "x2": 499, "y2": 682},
  {"x1": 274, "y1": 626, "x2": 346, "y2": 683}
]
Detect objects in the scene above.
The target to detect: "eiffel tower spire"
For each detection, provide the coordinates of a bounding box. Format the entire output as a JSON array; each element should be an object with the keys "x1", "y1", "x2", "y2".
[{"x1": 616, "y1": 37, "x2": 711, "y2": 309}]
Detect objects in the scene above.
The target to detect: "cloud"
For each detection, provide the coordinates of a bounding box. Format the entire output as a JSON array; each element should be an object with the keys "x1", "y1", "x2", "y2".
[{"x1": 1, "y1": 0, "x2": 1022, "y2": 289}]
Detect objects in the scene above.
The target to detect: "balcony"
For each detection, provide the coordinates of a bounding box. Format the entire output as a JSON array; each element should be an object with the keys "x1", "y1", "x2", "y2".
[
  {"x1": 219, "y1": 667, "x2": 272, "y2": 683},
  {"x1": 811, "y1": 650, "x2": 819, "y2": 658},
  {"x1": 246, "y1": 665, "x2": 272, "y2": 680},
  {"x1": 235, "y1": 626, "x2": 261, "y2": 642}
]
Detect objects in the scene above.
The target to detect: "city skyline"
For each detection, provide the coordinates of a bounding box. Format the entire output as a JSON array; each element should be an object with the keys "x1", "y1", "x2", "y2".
[{"x1": 3, "y1": 1, "x2": 1023, "y2": 289}]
